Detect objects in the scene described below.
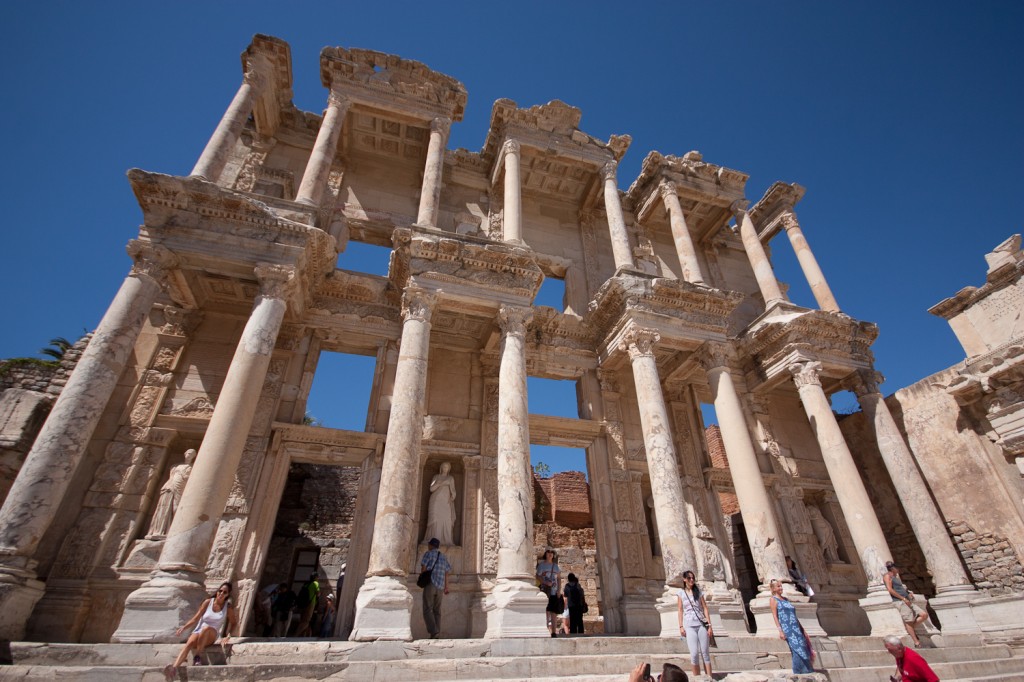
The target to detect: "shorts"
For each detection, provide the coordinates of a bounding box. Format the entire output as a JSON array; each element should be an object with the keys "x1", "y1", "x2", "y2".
[
  {"x1": 546, "y1": 594, "x2": 561, "y2": 613},
  {"x1": 896, "y1": 600, "x2": 927, "y2": 622}
]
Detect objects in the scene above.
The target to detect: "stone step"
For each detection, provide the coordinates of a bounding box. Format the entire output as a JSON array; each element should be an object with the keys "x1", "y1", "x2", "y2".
[{"x1": 824, "y1": 655, "x2": 1024, "y2": 682}]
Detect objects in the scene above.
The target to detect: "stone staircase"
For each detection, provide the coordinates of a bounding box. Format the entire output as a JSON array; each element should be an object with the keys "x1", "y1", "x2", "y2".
[{"x1": 3, "y1": 634, "x2": 1024, "y2": 681}]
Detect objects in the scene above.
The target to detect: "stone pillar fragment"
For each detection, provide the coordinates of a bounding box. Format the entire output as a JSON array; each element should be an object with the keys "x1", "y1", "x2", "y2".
[
  {"x1": 484, "y1": 305, "x2": 548, "y2": 638},
  {"x1": 660, "y1": 182, "x2": 706, "y2": 284},
  {"x1": 600, "y1": 162, "x2": 635, "y2": 271},
  {"x1": 350, "y1": 290, "x2": 435, "y2": 641},
  {"x1": 415, "y1": 117, "x2": 451, "y2": 227},
  {"x1": 295, "y1": 91, "x2": 350, "y2": 206},
  {"x1": 192, "y1": 71, "x2": 263, "y2": 182},
  {"x1": 697, "y1": 344, "x2": 814, "y2": 634},
  {"x1": 848, "y1": 370, "x2": 979, "y2": 633},
  {"x1": 112, "y1": 264, "x2": 295, "y2": 642},
  {"x1": 0, "y1": 242, "x2": 172, "y2": 640},
  {"x1": 501, "y1": 140, "x2": 523, "y2": 244},
  {"x1": 780, "y1": 212, "x2": 840, "y2": 312},
  {"x1": 733, "y1": 203, "x2": 785, "y2": 307}
]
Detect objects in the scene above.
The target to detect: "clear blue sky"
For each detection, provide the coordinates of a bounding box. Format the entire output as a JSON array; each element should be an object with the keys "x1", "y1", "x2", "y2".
[{"x1": 2, "y1": 3, "x2": 1021, "y2": 474}]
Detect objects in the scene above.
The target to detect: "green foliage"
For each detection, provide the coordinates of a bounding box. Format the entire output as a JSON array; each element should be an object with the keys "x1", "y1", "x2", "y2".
[
  {"x1": 532, "y1": 461, "x2": 551, "y2": 478},
  {"x1": 39, "y1": 337, "x2": 73, "y2": 361},
  {"x1": 0, "y1": 357, "x2": 59, "y2": 378}
]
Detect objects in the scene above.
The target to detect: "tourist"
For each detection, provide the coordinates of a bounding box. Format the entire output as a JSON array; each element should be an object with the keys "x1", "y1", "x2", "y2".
[
  {"x1": 270, "y1": 583, "x2": 295, "y2": 637},
  {"x1": 769, "y1": 579, "x2": 815, "y2": 674},
  {"x1": 883, "y1": 561, "x2": 929, "y2": 647},
  {"x1": 627, "y1": 661, "x2": 688, "y2": 682},
  {"x1": 255, "y1": 581, "x2": 279, "y2": 636},
  {"x1": 292, "y1": 572, "x2": 320, "y2": 637},
  {"x1": 677, "y1": 570, "x2": 713, "y2": 679},
  {"x1": 563, "y1": 572, "x2": 586, "y2": 634},
  {"x1": 319, "y1": 593, "x2": 336, "y2": 638},
  {"x1": 420, "y1": 537, "x2": 452, "y2": 638},
  {"x1": 786, "y1": 555, "x2": 812, "y2": 597},
  {"x1": 422, "y1": 462, "x2": 457, "y2": 546},
  {"x1": 883, "y1": 634, "x2": 939, "y2": 681},
  {"x1": 536, "y1": 548, "x2": 562, "y2": 637},
  {"x1": 163, "y1": 581, "x2": 237, "y2": 681}
]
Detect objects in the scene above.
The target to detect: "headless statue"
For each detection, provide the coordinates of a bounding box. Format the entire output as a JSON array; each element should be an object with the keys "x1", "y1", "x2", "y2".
[
  {"x1": 422, "y1": 462, "x2": 456, "y2": 546},
  {"x1": 146, "y1": 448, "x2": 196, "y2": 540},
  {"x1": 807, "y1": 505, "x2": 840, "y2": 563}
]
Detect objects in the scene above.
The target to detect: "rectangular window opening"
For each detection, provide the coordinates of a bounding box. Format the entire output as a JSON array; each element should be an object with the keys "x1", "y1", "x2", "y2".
[
  {"x1": 305, "y1": 351, "x2": 376, "y2": 431},
  {"x1": 534, "y1": 274, "x2": 566, "y2": 312},
  {"x1": 336, "y1": 240, "x2": 392, "y2": 277}
]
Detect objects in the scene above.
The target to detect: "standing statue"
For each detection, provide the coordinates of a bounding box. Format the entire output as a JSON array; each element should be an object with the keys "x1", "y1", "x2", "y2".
[
  {"x1": 422, "y1": 462, "x2": 456, "y2": 546},
  {"x1": 807, "y1": 505, "x2": 840, "y2": 563},
  {"x1": 146, "y1": 449, "x2": 196, "y2": 540}
]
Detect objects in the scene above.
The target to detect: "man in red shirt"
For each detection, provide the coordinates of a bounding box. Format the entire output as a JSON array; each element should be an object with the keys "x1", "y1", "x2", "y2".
[{"x1": 884, "y1": 635, "x2": 939, "y2": 681}]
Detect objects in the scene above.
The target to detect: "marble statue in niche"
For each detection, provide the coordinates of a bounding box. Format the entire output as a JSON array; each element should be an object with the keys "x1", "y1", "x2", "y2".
[
  {"x1": 423, "y1": 461, "x2": 457, "y2": 546},
  {"x1": 146, "y1": 448, "x2": 196, "y2": 540}
]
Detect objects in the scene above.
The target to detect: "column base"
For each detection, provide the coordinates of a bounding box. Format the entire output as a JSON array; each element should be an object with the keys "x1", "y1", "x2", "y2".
[
  {"x1": 656, "y1": 585, "x2": 680, "y2": 638},
  {"x1": 859, "y1": 586, "x2": 909, "y2": 638},
  {"x1": 0, "y1": 560, "x2": 45, "y2": 640},
  {"x1": 483, "y1": 578, "x2": 548, "y2": 638},
  {"x1": 619, "y1": 593, "x2": 662, "y2": 635},
  {"x1": 349, "y1": 575, "x2": 413, "y2": 641},
  {"x1": 930, "y1": 584, "x2": 980, "y2": 634},
  {"x1": 111, "y1": 570, "x2": 207, "y2": 643},
  {"x1": 706, "y1": 584, "x2": 749, "y2": 637},
  {"x1": 747, "y1": 585, "x2": 825, "y2": 637}
]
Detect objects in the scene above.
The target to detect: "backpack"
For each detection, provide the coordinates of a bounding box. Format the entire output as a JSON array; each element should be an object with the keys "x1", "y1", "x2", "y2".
[{"x1": 296, "y1": 582, "x2": 312, "y2": 610}]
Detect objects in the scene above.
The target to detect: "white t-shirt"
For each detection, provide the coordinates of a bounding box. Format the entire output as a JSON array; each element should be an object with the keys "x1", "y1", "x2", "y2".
[{"x1": 536, "y1": 561, "x2": 560, "y2": 595}]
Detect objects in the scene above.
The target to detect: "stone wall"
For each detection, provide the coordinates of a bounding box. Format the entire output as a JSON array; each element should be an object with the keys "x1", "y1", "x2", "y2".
[
  {"x1": 534, "y1": 471, "x2": 592, "y2": 529},
  {"x1": 948, "y1": 519, "x2": 1024, "y2": 594},
  {"x1": 705, "y1": 425, "x2": 740, "y2": 515}
]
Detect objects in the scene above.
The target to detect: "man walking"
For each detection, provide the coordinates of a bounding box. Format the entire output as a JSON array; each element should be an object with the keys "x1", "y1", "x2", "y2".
[
  {"x1": 420, "y1": 537, "x2": 451, "y2": 639},
  {"x1": 883, "y1": 635, "x2": 939, "y2": 681}
]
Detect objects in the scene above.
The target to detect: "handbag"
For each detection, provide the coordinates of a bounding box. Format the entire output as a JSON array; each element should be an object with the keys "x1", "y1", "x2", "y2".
[
  {"x1": 581, "y1": 598, "x2": 589, "y2": 614},
  {"x1": 416, "y1": 570, "x2": 431, "y2": 588}
]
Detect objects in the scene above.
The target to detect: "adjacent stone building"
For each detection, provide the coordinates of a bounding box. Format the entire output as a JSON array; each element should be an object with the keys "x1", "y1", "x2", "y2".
[{"x1": 0, "y1": 34, "x2": 1020, "y2": 645}]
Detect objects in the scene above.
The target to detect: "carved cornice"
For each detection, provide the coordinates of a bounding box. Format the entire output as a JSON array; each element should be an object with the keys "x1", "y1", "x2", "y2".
[
  {"x1": 320, "y1": 46, "x2": 467, "y2": 121},
  {"x1": 748, "y1": 181, "x2": 805, "y2": 240},
  {"x1": 929, "y1": 257, "x2": 1024, "y2": 320},
  {"x1": 626, "y1": 150, "x2": 748, "y2": 216}
]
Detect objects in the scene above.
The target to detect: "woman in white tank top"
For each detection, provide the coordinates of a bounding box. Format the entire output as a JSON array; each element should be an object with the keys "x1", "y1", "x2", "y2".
[{"x1": 164, "y1": 581, "x2": 237, "y2": 681}]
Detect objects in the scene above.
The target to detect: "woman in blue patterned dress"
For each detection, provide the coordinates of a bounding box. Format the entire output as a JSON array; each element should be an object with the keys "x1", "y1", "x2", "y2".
[{"x1": 769, "y1": 579, "x2": 814, "y2": 674}]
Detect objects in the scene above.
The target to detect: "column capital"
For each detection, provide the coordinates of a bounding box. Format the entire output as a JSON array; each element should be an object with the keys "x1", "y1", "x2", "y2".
[
  {"x1": 620, "y1": 327, "x2": 661, "y2": 359},
  {"x1": 789, "y1": 360, "x2": 823, "y2": 389},
  {"x1": 694, "y1": 342, "x2": 733, "y2": 373},
  {"x1": 599, "y1": 160, "x2": 617, "y2": 182},
  {"x1": 497, "y1": 304, "x2": 532, "y2": 336},
  {"x1": 254, "y1": 263, "x2": 297, "y2": 299},
  {"x1": 500, "y1": 138, "x2": 521, "y2": 158},
  {"x1": 430, "y1": 116, "x2": 452, "y2": 134},
  {"x1": 843, "y1": 369, "x2": 885, "y2": 397},
  {"x1": 242, "y1": 67, "x2": 269, "y2": 93},
  {"x1": 658, "y1": 180, "x2": 678, "y2": 201},
  {"x1": 327, "y1": 88, "x2": 351, "y2": 110},
  {"x1": 127, "y1": 240, "x2": 177, "y2": 283},
  {"x1": 729, "y1": 199, "x2": 751, "y2": 216},
  {"x1": 401, "y1": 288, "x2": 436, "y2": 323},
  {"x1": 779, "y1": 211, "x2": 801, "y2": 232}
]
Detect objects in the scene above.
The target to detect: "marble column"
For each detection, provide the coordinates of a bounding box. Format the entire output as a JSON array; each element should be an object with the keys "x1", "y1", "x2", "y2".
[
  {"x1": 0, "y1": 242, "x2": 173, "y2": 640},
  {"x1": 697, "y1": 344, "x2": 814, "y2": 634},
  {"x1": 501, "y1": 140, "x2": 523, "y2": 244},
  {"x1": 415, "y1": 117, "x2": 451, "y2": 227},
  {"x1": 733, "y1": 202, "x2": 785, "y2": 307},
  {"x1": 600, "y1": 161, "x2": 635, "y2": 271},
  {"x1": 789, "y1": 360, "x2": 905, "y2": 635},
  {"x1": 192, "y1": 70, "x2": 263, "y2": 182},
  {"x1": 660, "y1": 181, "x2": 706, "y2": 285},
  {"x1": 780, "y1": 212, "x2": 840, "y2": 312},
  {"x1": 295, "y1": 90, "x2": 350, "y2": 207},
  {"x1": 350, "y1": 289, "x2": 435, "y2": 641},
  {"x1": 112, "y1": 263, "x2": 295, "y2": 642},
  {"x1": 485, "y1": 305, "x2": 548, "y2": 638},
  {"x1": 848, "y1": 370, "x2": 979, "y2": 633}
]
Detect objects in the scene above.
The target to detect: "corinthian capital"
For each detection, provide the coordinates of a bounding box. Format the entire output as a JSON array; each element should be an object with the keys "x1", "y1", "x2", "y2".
[
  {"x1": 620, "y1": 327, "x2": 661, "y2": 359},
  {"x1": 498, "y1": 304, "x2": 532, "y2": 336},
  {"x1": 327, "y1": 88, "x2": 351, "y2": 110},
  {"x1": 843, "y1": 369, "x2": 884, "y2": 397},
  {"x1": 779, "y1": 211, "x2": 801, "y2": 232},
  {"x1": 729, "y1": 199, "x2": 750, "y2": 218},
  {"x1": 694, "y1": 342, "x2": 733, "y2": 372},
  {"x1": 501, "y1": 139, "x2": 521, "y2": 158},
  {"x1": 430, "y1": 116, "x2": 452, "y2": 134},
  {"x1": 658, "y1": 180, "x2": 678, "y2": 202},
  {"x1": 599, "y1": 161, "x2": 617, "y2": 182},
  {"x1": 402, "y1": 288, "x2": 436, "y2": 323},
  {"x1": 789, "y1": 360, "x2": 823, "y2": 389},
  {"x1": 254, "y1": 263, "x2": 298, "y2": 300},
  {"x1": 243, "y1": 67, "x2": 269, "y2": 93},
  {"x1": 127, "y1": 240, "x2": 176, "y2": 283}
]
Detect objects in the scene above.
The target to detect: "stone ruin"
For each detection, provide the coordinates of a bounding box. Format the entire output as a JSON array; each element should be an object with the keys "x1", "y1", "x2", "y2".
[{"x1": 0, "y1": 34, "x2": 1021, "y2": 647}]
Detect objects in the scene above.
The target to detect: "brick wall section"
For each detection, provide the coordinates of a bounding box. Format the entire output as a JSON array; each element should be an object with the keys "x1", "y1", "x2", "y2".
[
  {"x1": 533, "y1": 471, "x2": 593, "y2": 529},
  {"x1": 705, "y1": 425, "x2": 740, "y2": 515},
  {"x1": 948, "y1": 519, "x2": 1024, "y2": 594}
]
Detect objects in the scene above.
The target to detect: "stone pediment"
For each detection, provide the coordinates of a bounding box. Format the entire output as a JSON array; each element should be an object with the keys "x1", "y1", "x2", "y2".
[{"x1": 321, "y1": 47, "x2": 467, "y2": 121}]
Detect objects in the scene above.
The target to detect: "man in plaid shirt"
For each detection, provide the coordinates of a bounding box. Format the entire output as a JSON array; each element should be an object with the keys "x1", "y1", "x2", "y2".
[{"x1": 420, "y1": 537, "x2": 451, "y2": 638}]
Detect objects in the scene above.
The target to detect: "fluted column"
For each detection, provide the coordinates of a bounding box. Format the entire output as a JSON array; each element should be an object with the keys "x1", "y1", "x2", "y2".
[
  {"x1": 848, "y1": 370, "x2": 979, "y2": 633},
  {"x1": 780, "y1": 212, "x2": 839, "y2": 312},
  {"x1": 660, "y1": 181, "x2": 706, "y2": 284},
  {"x1": 485, "y1": 305, "x2": 548, "y2": 638},
  {"x1": 192, "y1": 70, "x2": 264, "y2": 182},
  {"x1": 351, "y1": 289, "x2": 435, "y2": 641},
  {"x1": 600, "y1": 162, "x2": 635, "y2": 270},
  {"x1": 733, "y1": 202, "x2": 785, "y2": 306},
  {"x1": 0, "y1": 242, "x2": 173, "y2": 640},
  {"x1": 790, "y1": 361, "x2": 891, "y2": 584},
  {"x1": 622, "y1": 329, "x2": 695, "y2": 586},
  {"x1": 415, "y1": 117, "x2": 451, "y2": 227},
  {"x1": 113, "y1": 263, "x2": 295, "y2": 642},
  {"x1": 501, "y1": 140, "x2": 523, "y2": 244},
  {"x1": 295, "y1": 90, "x2": 350, "y2": 206}
]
